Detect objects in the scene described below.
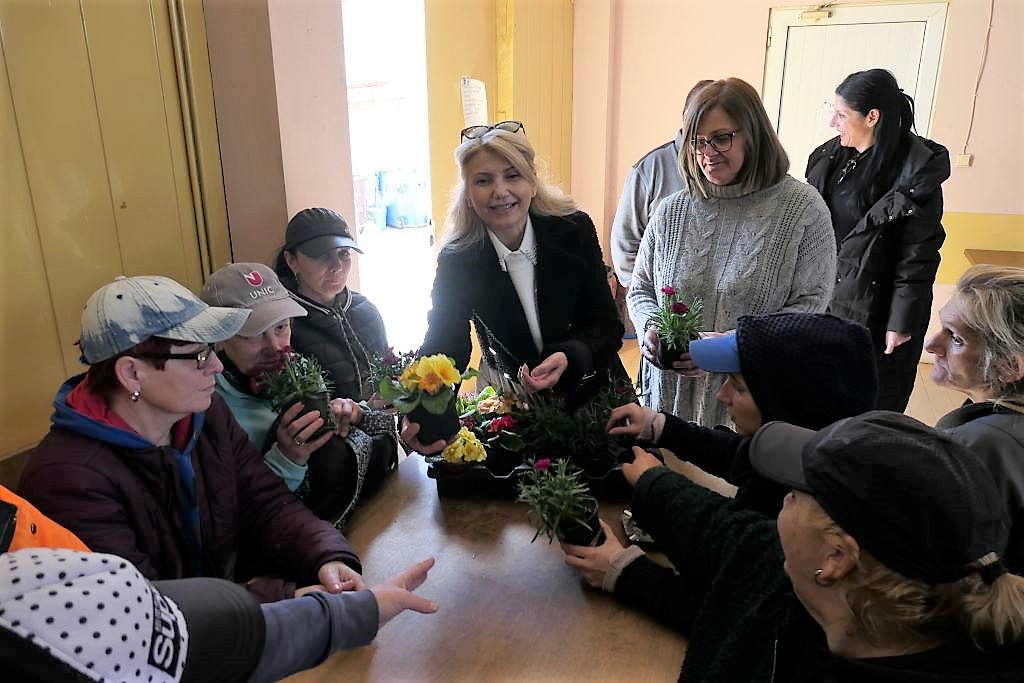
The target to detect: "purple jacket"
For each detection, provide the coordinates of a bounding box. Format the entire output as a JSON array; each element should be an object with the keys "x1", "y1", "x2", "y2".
[{"x1": 19, "y1": 376, "x2": 360, "y2": 603}]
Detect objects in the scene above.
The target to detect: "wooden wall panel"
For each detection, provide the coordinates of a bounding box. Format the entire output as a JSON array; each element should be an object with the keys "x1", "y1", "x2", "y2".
[
  {"x1": 1, "y1": 0, "x2": 123, "y2": 376},
  {"x1": 82, "y1": 0, "x2": 203, "y2": 290},
  {"x1": 0, "y1": 44, "x2": 69, "y2": 455}
]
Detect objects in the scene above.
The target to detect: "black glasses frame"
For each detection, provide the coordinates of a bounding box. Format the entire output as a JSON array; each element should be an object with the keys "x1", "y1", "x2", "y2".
[
  {"x1": 693, "y1": 130, "x2": 738, "y2": 155},
  {"x1": 460, "y1": 120, "x2": 526, "y2": 142},
  {"x1": 136, "y1": 344, "x2": 217, "y2": 370}
]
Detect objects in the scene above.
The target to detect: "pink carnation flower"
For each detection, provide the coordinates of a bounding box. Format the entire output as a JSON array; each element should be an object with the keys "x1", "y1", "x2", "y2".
[
  {"x1": 660, "y1": 285, "x2": 677, "y2": 296},
  {"x1": 534, "y1": 458, "x2": 552, "y2": 471}
]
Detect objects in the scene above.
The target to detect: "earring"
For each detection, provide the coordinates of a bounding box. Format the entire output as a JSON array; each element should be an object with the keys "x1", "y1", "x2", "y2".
[
  {"x1": 130, "y1": 389, "x2": 141, "y2": 402},
  {"x1": 814, "y1": 569, "x2": 834, "y2": 587}
]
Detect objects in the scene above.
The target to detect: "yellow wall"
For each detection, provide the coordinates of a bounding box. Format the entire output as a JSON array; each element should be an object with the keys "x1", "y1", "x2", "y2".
[
  {"x1": 938, "y1": 213, "x2": 1024, "y2": 284},
  {"x1": 424, "y1": 0, "x2": 575, "y2": 242},
  {"x1": 0, "y1": 0, "x2": 224, "y2": 456}
]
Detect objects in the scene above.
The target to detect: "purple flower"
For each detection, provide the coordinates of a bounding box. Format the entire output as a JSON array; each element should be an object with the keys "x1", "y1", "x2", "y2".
[
  {"x1": 671, "y1": 302, "x2": 689, "y2": 315},
  {"x1": 534, "y1": 458, "x2": 552, "y2": 471},
  {"x1": 660, "y1": 285, "x2": 677, "y2": 296}
]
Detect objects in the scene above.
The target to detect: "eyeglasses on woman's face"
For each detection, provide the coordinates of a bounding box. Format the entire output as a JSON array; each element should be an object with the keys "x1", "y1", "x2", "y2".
[
  {"x1": 460, "y1": 120, "x2": 526, "y2": 142},
  {"x1": 692, "y1": 130, "x2": 738, "y2": 155},
  {"x1": 136, "y1": 343, "x2": 218, "y2": 370}
]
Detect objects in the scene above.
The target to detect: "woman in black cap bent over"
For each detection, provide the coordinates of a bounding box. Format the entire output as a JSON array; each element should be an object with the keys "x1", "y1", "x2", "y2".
[
  {"x1": 627, "y1": 412, "x2": 1024, "y2": 681},
  {"x1": 563, "y1": 311, "x2": 877, "y2": 632},
  {"x1": 274, "y1": 207, "x2": 389, "y2": 403}
]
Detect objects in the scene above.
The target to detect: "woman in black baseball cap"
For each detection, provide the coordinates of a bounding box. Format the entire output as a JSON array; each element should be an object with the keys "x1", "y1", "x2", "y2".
[
  {"x1": 621, "y1": 412, "x2": 1024, "y2": 682},
  {"x1": 274, "y1": 207, "x2": 389, "y2": 405}
]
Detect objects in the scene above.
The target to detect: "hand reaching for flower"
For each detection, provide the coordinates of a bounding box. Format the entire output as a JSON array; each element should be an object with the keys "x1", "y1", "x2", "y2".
[
  {"x1": 621, "y1": 447, "x2": 665, "y2": 487},
  {"x1": 276, "y1": 402, "x2": 333, "y2": 465},
  {"x1": 605, "y1": 404, "x2": 664, "y2": 443},
  {"x1": 518, "y1": 352, "x2": 568, "y2": 392}
]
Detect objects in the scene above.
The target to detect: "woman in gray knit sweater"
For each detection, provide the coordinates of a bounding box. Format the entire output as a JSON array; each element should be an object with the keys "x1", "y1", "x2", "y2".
[{"x1": 627, "y1": 78, "x2": 836, "y2": 427}]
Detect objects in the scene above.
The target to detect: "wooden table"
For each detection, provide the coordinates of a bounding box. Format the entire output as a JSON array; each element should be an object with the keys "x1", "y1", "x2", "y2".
[{"x1": 285, "y1": 456, "x2": 687, "y2": 682}]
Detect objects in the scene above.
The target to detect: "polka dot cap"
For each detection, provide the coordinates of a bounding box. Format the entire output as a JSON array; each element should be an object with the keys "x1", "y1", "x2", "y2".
[{"x1": 0, "y1": 548, "x2": 188, "y2": 682}]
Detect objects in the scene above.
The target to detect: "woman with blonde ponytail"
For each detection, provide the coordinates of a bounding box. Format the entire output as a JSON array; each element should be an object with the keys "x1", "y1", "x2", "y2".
[
  {"x1": 616, "y1": 411, "x2": 1024, "y2": 681},
  {"x1": 926, "y1": 265, "x2": 1024, "y2": 573}
]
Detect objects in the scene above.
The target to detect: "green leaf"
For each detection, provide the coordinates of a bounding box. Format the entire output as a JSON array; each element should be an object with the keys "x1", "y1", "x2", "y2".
[
  {"x1": 461, "y1": 367, "x2": 479, "y2": 381},
  {"x1": 393, "y1": 394, "x2": 421, "y2": 413},
  {"x1": 378, "y1": 379, "x2": 402, "y2": 402},
  {"x1": 420, "y1": 389, "x2": 453, "y2": 414}
]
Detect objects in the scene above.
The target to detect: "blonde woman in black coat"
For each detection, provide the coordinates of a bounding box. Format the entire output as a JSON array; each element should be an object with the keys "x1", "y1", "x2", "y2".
[{"x1": 806, "y1": 68, "x2": 950, "y2": 411}]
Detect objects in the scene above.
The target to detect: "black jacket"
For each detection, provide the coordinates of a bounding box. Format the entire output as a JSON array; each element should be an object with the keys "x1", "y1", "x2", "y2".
[
  {"x1": 631, "y1": 467, "x2": 1024, "y2": 682},
  {"x1": 806, "y1": 135, "x2": 949, "y2": 339},
  {"x1": 282, "y1": 281, "x2": 388, "y2": 402},
  {"x1": 421, "y1": 211, "x2": 626, "y2": 401},
  {"x1": 938, "y1": 402, "x2": 1024, "y2": 574}
]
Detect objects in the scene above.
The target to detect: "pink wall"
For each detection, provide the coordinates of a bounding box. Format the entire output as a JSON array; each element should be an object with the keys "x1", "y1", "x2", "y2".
[{"x1": 572, "y1": 0, "x2": 1024, "y2": 245}]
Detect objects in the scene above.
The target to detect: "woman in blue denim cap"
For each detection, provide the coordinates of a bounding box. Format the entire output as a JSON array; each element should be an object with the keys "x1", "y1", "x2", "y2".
[{"x1": 563, "y1": 310, "x2": 877, "y2": 631}]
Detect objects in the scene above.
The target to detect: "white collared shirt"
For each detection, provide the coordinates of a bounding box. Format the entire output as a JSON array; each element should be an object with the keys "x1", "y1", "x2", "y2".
[{"x1": 488, "y1": 217, "x2": 543, "y2": 353}]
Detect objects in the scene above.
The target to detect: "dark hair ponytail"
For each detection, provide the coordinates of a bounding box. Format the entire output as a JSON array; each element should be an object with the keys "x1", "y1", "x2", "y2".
[{"x1": 836, "y1": 69, "x2": 915, "y2": 210}]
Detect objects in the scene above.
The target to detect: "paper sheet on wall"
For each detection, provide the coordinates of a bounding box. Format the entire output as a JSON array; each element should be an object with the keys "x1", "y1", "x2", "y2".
[{"x1": 460, "y1": 77, "x2": 488, "y2": 127}]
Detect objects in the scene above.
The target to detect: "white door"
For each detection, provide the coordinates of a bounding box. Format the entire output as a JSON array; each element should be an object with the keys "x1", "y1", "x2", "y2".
[{"x1": 762, "y1": 2, "x2": 948, "y2": 181}]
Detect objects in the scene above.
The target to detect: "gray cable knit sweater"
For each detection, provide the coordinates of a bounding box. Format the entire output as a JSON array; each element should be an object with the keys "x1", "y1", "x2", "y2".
[{"x1": 627, "y1": 175, "x2": 836, "y2": 427}]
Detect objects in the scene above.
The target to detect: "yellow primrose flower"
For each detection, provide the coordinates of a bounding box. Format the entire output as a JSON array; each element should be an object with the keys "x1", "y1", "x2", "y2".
[
  {"x1": 413, "y1": 354, "x2": 461, "y2": 394},
  {"x1": 399, "y1": 365, "x2": 419, "y2": 392},
  {"x1": 442, "y1": 427, "x2": 488, "y2": 463}
]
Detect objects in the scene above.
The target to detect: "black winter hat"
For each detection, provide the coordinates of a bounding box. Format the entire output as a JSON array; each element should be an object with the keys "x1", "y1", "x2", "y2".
[{"x1": 738, "y1": 312, "x2": 877, "y2": 429}]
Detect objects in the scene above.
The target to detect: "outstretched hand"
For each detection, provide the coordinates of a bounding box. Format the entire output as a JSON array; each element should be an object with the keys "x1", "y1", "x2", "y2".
[
  {"x1": 621, "y1": 447, "x2": 665, "y2": 487},
  {"x1": 370, "y1": 557, "x2": 439, "y2": 627}
]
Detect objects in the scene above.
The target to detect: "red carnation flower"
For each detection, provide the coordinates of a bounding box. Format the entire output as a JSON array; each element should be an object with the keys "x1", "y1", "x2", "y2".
[
  {"x1": 534, "y1": 458, "x2": 552, "y2": 471},
  {"x1": 660, "y1": 285, "x2": 677, "y2": 296},
  {"x1": 671, "y1": 302, "x2": 689, "y2": 314},
  {"x1": 489, "y1": 415, "x2": 519, "y2": 433}
]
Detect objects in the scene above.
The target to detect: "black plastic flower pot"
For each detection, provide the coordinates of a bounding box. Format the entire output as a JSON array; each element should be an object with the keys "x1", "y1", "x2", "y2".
[
  {"x1": 555, "y1": 496, "x2": 604, "y2": 547},
  {"x1": 408, "y1": 396, "x2": 459, "y2": 445},
  {"x1": 658, "y1": 343, "x2": 685, "y2": 370},
  {"x1": 300, "y1": 391, "x2": 338, "y2": 441}
]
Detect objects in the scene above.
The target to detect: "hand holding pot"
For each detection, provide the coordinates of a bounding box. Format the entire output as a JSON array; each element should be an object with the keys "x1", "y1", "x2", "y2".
[
  {"x1": 561, "y1": 520, "x2": 623, "y2": 590},
  {"x1": 277, "y1": 402, "x2": 332, "y2": 465},
  {"x1": 399, "y1": 417, "x2": 448, "y2": 455},
  {"x1": 330, "y1": 398, "x2": 364, "y2": 438},
  {"x1": 621, "y1": 447, "x2": 665, "y2": 487}
]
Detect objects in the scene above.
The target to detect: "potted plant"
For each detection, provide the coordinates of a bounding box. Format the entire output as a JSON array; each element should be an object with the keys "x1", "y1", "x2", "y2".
[
  {"x1": 519, "y1": 375, "x2": 637, "y2": 483},
  {"x1": 378, "y1": 353, "x2": 478, "y2": 444},
  {"x1": 254, "y1": 346, "x2": 337, "y2": 440},
  {"x1": 516, "y1": 458, "x2": 604, "y2": 546},
  {"x1": 440, "y1": 427, "x2": 488, "y2": 471},
  {"x1": 647, "y1": 285, "x2": 704, "y2": 369}
]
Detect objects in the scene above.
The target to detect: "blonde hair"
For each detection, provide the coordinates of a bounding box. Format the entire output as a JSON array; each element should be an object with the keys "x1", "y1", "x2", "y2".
[
  {"x1": 952, "y1": 265, "x2": 1024, "y2": 413},
  {"x1": 679, "y1": 78, "x2": 789, "y2": 199},
  {"x1": 443, "y1": 130, "x2": 577, "y2": 250},
  {"x1": 820, "y1": 518, "x2": 1024, "y2": 648}
]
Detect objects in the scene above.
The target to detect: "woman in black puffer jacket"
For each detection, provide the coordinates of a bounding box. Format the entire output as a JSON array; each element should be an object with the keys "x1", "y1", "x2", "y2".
[{"x1": 806, "y1": 68, "x2": 950, "y2": 412}]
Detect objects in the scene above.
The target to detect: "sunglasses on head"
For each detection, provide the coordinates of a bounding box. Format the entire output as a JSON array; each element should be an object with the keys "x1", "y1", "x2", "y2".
[{"x1": 460, "y1": 120, "x2": 525, "y2": 142}]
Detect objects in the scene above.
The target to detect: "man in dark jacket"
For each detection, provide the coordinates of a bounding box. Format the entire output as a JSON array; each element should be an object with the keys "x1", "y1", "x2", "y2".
[{"x1": 19, "y1": 274, "x2": 362, "y2": 603}]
